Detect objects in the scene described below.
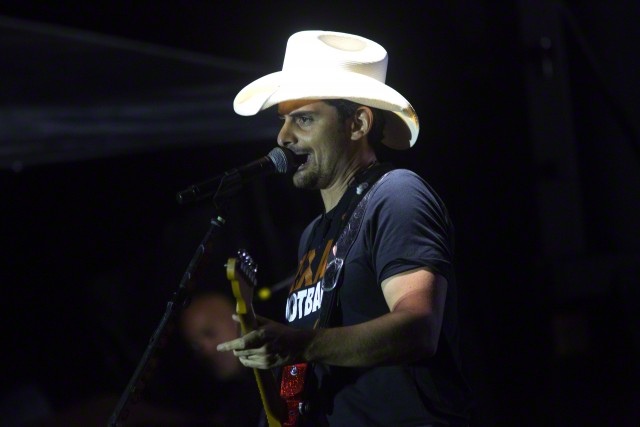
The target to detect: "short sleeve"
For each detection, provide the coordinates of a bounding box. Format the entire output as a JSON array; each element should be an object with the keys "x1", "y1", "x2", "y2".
[{"x1": 365, "y1": 170, "x2": 454, "y2": 284}]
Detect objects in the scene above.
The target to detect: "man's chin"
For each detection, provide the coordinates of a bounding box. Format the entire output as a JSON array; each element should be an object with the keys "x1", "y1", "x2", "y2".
[{"x1": 292, "y1": 170, "x2": 319, "y2": 190}]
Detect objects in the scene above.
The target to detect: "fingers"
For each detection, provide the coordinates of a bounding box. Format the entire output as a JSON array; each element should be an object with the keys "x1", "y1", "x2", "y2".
[
  {"x1": 217, "y1": 318, "x2": 295, "y2": 369},
  {"x1": 233, "y1": 346, "x2": 266, "y2": 357},
  {"x1": 237, "y1": 352, "x2": 278, "y2": 369},
  {"x1": 217, "y1": 329, "x2": 263, "y2": 352},
  {"x1": 238, "y1": 354, "x2": 260, "y2": 368},
  {"x1": 216, "y1": 337, "x2": 244, "y2": 352}
]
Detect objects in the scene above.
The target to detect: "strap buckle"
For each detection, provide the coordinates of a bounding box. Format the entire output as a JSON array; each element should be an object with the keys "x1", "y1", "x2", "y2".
[{"x1": 321, "y1": 257, "x2": 344, "y2": 291}]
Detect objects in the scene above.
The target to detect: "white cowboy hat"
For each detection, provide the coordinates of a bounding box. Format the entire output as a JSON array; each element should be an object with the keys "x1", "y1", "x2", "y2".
[{"x1": 233, "y1": 30, "x2": 419, "y2": 149}]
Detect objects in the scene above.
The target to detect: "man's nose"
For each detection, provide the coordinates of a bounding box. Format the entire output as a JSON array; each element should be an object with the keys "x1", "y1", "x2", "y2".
[{"x1": 277, "y1": 119, "x2": 295, "y2": 147}]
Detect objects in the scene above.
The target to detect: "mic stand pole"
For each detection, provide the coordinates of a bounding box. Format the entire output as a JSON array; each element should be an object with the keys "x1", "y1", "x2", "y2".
[{"x1": 108, "y1": 210, "x2": 227, "y2": 426}]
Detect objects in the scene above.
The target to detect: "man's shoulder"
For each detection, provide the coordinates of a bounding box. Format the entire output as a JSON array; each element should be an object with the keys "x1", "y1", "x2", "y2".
[
  {"x1": 368, "y1": 168, "x2": 450, "y2": 220},
  {"x1": 370, "y1": 168, "x2": 432, "y2": 202},
  {"x1": 381, "y1": 168, "x2": 423, "y2": 185}
]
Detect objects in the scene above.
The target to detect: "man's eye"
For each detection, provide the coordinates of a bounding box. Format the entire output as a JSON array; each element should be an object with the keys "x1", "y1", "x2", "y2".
[{"x1": 295, "y1": 116, "x2": 312, "y2": 126}]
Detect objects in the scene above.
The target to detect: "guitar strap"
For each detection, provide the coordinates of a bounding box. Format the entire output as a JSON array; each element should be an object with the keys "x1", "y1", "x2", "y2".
[{"x1": 317, "y1": 165, "x2": 395, "y2": 328}]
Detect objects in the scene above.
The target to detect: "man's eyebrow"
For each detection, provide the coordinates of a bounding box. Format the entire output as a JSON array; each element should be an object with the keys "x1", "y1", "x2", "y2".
[{"x1": 277, "y1": 111, "x2": 315, "y2": 119}]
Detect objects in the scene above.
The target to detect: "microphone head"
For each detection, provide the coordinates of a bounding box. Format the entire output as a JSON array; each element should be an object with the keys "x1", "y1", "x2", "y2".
[{"x1": 267, "y1": 147, "x2": 298, "y2": 174}]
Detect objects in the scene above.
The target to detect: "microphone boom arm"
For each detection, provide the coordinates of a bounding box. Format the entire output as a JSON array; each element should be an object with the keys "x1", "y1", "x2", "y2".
[
  {"x1": 176, "y1": 169, "x2": 243, "y2": 204},
  {"x1": 176, "y1": 148, "x2": 297, "y2": 205}
]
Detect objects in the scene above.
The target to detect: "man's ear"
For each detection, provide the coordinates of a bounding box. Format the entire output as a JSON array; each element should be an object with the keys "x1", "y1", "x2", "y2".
[{"x1": 350, "y1": 106, "x2": 374, "y2": 140}]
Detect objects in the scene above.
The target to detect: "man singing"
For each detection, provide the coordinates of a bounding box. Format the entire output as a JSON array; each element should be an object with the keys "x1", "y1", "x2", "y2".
[{"x1": 218, "y1": 30, "x2": 471, "y2": 426}]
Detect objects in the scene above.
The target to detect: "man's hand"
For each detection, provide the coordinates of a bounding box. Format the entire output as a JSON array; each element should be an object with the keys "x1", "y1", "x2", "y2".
[{"x1": 217, "y1": 315, "x2": 313, "y2": 370}]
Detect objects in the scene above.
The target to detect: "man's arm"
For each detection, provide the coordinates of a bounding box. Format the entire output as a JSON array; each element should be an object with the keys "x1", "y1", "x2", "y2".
[{"x1": 217, "y1": 267, "x2": 447, "y2": 369}]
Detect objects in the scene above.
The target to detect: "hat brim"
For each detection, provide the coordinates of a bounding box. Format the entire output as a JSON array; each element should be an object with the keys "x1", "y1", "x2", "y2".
[{"x1": 233, "y1": 70, "x2": 418, "y2": 149}]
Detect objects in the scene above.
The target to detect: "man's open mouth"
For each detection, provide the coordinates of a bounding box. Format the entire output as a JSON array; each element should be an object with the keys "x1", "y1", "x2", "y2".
[{"x1": 294, "y1": 153, "x2": 312, "y2": 170}]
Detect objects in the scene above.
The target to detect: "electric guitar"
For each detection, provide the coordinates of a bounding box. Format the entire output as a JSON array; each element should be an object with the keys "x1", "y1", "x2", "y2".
[{"x1": 227, "y1": 250, "x2": 308, "y2": 427}]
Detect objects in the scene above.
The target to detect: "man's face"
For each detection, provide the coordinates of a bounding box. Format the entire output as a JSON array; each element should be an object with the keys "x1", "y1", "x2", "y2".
[{"x1": 277, "y1": 100, "x2": 351, "y2": 190}]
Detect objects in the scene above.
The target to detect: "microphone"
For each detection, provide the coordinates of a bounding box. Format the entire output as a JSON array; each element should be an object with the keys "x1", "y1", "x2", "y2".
[{"x1": 176, "y1": 147, "x2": 297, "y2": 204}]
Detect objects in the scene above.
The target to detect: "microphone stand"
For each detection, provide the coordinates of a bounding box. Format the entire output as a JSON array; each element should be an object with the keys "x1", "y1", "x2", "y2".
[
  {"x1": 108, "y1": 149, "x2": 295, "y2": 425},
  {"x1": 108, "y1": 208, "x2": 227, "y2": 426}
]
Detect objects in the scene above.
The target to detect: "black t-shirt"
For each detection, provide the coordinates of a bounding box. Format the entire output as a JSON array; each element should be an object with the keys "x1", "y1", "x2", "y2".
[{"x1": 285, "y1": 169, "x2": 471, "y2": 426}]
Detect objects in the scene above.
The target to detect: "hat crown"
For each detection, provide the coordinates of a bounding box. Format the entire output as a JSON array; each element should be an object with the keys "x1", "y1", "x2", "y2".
[{"x1": 282, "y1": 31, "x2": 388, "y2": 83}]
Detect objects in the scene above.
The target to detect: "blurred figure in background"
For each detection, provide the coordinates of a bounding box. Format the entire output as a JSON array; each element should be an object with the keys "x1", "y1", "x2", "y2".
[
  {"x1": 181, "y1": 291, "x2": 245, "y2": 381},
  {"x1": 180, "y1": 290, "x2": 263, "y2": 426}
]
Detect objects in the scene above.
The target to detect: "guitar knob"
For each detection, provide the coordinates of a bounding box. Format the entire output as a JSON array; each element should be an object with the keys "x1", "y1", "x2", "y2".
[
  {"x1": 298, "y1": 401, "x2": 311, "y2": 415},
  {"x1": 290, "y1": 366, "x2": 298, "y2": 376}
]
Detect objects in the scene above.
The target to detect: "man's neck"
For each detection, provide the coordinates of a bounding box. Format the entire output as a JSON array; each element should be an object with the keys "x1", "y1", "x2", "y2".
[{"x1": 320, "y1": 152, "x2": 377, "y2": 212}]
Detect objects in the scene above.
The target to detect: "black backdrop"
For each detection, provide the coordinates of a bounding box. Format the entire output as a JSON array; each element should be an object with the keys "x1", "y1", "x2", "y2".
[{"x1": 1, "y1": 1, "x2": 639, "y2": 425}]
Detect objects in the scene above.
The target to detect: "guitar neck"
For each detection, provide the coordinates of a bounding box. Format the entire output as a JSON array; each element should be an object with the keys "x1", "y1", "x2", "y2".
[
  {"x1": 237, "y1": 309, "x2": 257, "y2": 335},
  {"x1": 227, "y1": 256, "x2": 287, "y2": 427}
]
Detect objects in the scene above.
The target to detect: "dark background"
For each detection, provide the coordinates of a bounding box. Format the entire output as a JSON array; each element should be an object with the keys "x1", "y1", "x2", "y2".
[{"x1": 1, "y1": 0, "x2": 639, "y2": 425}]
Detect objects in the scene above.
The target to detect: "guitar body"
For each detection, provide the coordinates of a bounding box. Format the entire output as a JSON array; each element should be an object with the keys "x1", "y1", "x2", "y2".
[{"x1": 280, "y1": 362, "x2": 309, "y2": 427}]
